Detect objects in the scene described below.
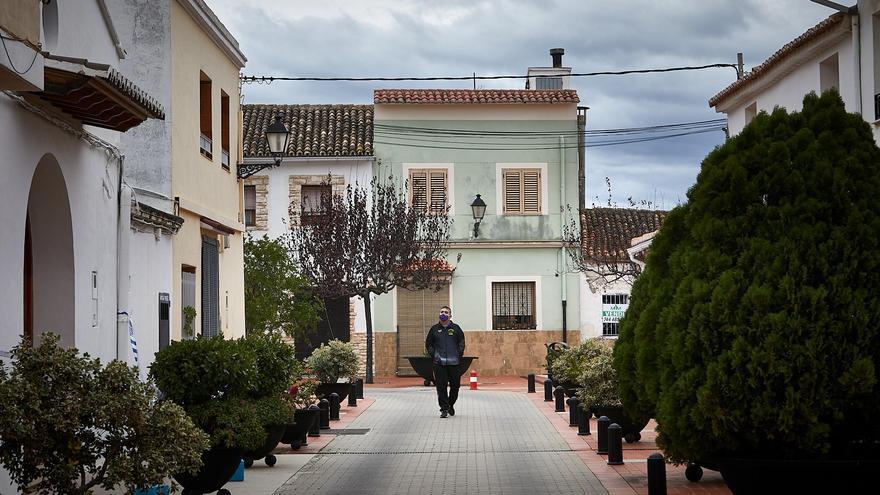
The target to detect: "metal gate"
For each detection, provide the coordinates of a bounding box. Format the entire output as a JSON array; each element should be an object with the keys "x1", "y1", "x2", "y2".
[{"x1": 396, "y1": 284, "x2": 449, "y2": 376}]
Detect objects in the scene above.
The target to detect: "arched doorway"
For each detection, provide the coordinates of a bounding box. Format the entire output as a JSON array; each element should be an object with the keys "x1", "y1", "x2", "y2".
[{"x1": 25, "y1": 154, "x2": 75, "y2": 346}]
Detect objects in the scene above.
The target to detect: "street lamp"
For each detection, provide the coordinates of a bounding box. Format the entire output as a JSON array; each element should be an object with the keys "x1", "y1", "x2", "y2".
[
  {"x1": 470, "y1": 194, "x2": 487, "y2": 238},
  {"x1": 237, "y1": 114, "x2": 290, "y2": 179}
]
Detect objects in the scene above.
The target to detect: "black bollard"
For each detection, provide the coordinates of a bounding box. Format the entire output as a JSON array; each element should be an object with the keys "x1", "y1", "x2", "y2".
[
  {"x1": 319, "y1": 398, "x2": 330, "y2": 429},
  {"x1": 527, "y1": 373, "x2": 536, "y2": 393},
  {"x1": 348, "y1": 384, "x2": 358, "y2": 407},
  {"x1": 647, "y1": 453, "x2": 667, "y2": 495},
  {"x1": 544, "y1": 379, "x2": 553, "y2": 402},
  {"x1": 308, "y1": 404, "x2": 321, "y2": 437},
  {"x1": 568, "y1": 397, "x2": 579, "y2": 426},
  {"x1": 577, "y1": 403, "x2": 590, "y2": 436},
  {"x1": 329, "y1": 393, "x2": 340, "y2": 421},
  {"x1": 597, "y1": 416, "x2": 610, "y2": 455},
  {"x1": 607, "y1": 423, "x2": 624, "y2": 465},
  {"x1": 356, "y1": 378, "x2": 364, "y2": 399},
  {"x1": 554, "y1": 386, "x2": 565, "y2": 412}
]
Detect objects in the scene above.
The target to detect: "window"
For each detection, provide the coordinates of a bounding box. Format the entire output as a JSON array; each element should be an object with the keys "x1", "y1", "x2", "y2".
[
  {"x1": 601, "y1": 293, "x2": 629, "y2": 337},
  {"x1": 492, "y1": 281, "x2": 536, "y2": 330},
  {"x1": 744, "y1": 102, "x2": 757, "y2": 126},
  {"x1": 301, "y1": 185, "x2": 331, "y2": 225},
  {"x1": 201, "y1": 236, "x2": 219, "y2": 337},
  {"x1": 220, "y1": 91, "x2": 230, "y2": 169},
  {"x1": 536, "y1": 76, "x2": 562, "y2": 90},
  {"x1": 244, "y1": 185, "x2": 256, "y2": 227},
  {"x1": 199, "y1": 72, "x2": 212, "y2": 159},
  {"x1": 409, "y1": 169, "x2": 448, "y2": 213},
  {"x1": 502, "y1": 169, "x2": 541, "y2": 214}
]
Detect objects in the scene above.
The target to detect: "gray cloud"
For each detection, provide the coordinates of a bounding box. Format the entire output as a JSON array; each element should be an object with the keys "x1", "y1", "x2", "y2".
[{"x1": 208, "y1": 0, "x2": 840, "y2": 208}]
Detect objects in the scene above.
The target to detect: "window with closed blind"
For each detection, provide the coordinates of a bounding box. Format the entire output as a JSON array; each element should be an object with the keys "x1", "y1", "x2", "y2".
[
  {"x1": 492, "y1": 281, "x2": 537, "y2": 330},
  {"x1": 409, "y1": 169, "x2": 448, "y2": 213},
  {"x1": 244, "y1": 185, "x2": 256, "y2": 227},
  {"x1": 301, "y1": 185, "x2": 331, "y2": 225},
  {"x1": 502, "y1": 169, "x2": 541, "y2": 215}
]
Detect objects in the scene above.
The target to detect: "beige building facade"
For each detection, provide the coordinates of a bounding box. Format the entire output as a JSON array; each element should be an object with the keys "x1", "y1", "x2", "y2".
[{"x1": 170, "y1": 0, "x2": 247, "y2": 339}]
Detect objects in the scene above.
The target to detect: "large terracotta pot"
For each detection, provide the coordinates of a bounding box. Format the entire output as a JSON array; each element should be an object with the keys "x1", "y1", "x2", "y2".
[
  {"x1": 404, "y1": 356, "x2": 478, "y2": 385},
  {"x1": 242, "y1": 424, "x2": 285, "y2": 468},
  {"x1": 174, "y1": 446, "x2": 242, "y2": 495},
  {"x1": 282, "y1": 408, "x2": 319, "y2": 449},
  {"x1": 713, "y1": 456, "x2": 880, "y2": 494},
  {"x1": 591, "y1": 405, "x2": 650, "y2": 443},
  {"x1": 315, "y1": 382, "x2": 352, "y2": 401}
]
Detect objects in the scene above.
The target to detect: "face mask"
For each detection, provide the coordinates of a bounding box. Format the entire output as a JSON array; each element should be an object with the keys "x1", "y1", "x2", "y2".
[{"x1": 439, "y1": 314, "x2": 449, "y2": 322}]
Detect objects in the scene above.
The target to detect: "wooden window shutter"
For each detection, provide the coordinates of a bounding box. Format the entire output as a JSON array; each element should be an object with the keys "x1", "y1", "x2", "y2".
[
  {"x1": 523, "y1": 170, "x2": 541, "y2": 213},
  {"x1": 410, "y1": 170, "x2": 428, "y2": 212},
  {"x1": 429, "y1": 170, "x2": 447, "y2": 213},
  {"x1": 504, "y1": 170, "x2": 522, "y2": 213}
]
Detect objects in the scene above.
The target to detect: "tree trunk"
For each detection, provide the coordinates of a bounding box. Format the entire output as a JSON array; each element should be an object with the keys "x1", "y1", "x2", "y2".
[{"x1": 363, "y1": 293, "x2": 374, "y2": 384}]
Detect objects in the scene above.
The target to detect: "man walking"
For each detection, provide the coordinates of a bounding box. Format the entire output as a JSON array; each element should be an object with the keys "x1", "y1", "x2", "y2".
[{"x1": 425, "y1": 305, "x2": 465, "y2": 418}]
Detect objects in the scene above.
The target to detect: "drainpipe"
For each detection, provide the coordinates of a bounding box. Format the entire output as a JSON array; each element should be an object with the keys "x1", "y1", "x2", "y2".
[
  {"x1": 852, "y1": 13, "x2": 863, "y2": 116},
  {"x1": 559, "y1": 135, "x2": 567, "y2": 344},
  {"x1": 577, "y1": 107, "x2": 587, "y2": 211},
  {"x1": 117, "y1": 160, "x2": 132, "y2": 365}
]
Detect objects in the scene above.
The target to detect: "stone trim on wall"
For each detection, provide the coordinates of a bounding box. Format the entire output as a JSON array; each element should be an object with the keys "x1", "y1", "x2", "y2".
[
  {"x1": 288, "y1": 174, "x2": 346, "y2": 226},
  {"x1": 243, "y1": 175, "x2": 268, "y2": 231}
]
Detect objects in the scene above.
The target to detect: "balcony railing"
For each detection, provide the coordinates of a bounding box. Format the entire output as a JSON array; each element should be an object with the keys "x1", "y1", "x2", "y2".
[{"x1": 199, "y1": 133, "x2": 213, "y2": 159}]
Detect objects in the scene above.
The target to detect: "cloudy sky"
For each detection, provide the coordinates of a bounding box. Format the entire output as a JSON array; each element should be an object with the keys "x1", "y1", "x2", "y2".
[{"x1": 206, "y1": 0, "x2": 837, "y2": 209}]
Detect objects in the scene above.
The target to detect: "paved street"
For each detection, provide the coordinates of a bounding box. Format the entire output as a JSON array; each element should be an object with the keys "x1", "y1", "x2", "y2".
[{"x1": 275, "y1": 387, "x2": 607, "y2": 495}]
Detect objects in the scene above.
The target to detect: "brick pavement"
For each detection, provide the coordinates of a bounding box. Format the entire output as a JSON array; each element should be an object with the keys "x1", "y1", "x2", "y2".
[{"x1": 275, "y1": 387, "x2": 607, "y2": 494}]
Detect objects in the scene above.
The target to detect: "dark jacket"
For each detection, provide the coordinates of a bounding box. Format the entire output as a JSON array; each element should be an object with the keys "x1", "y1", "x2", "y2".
[{"x1": 425, "y1": 321, "x2": 465, "y2": 366}]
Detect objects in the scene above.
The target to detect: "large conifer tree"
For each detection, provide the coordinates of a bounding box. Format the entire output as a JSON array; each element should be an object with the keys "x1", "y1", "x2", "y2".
[{"x1": 615, "y1": 90, "x2": 880, "y2": 463}]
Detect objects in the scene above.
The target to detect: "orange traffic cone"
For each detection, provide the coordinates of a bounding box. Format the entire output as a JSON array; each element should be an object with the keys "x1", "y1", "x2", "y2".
[{"x1": 469, "y1": 369, "x2": 478, "y2": 390}]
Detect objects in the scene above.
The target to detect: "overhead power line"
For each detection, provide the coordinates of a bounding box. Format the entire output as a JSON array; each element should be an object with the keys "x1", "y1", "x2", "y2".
[{"x1": 241, "y1": 63, "x2": 737, "y2": 84}]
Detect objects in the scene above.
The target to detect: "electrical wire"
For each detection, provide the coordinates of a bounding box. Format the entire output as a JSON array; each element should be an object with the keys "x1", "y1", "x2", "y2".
[
  {"x1": 241, "y1": 63, "x2": 737, "y2": 84},
  {"x1": 373, "y1": 119, "x2": 726, "y2": 138},
  {"x1": 0, "y1": 34, "x2": 41, "y2": 75}
]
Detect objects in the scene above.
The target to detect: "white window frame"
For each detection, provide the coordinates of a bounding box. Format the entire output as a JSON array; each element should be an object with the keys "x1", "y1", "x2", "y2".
[
  {"x1": 485, "y1": 275, "x2": 542, "y2": 331},
  {"x1": 496, "y1": 163, "x2": 548, "y2": 216},
  {"x1": 402, "y1": 163, "x2": 455, "y2": 214}
]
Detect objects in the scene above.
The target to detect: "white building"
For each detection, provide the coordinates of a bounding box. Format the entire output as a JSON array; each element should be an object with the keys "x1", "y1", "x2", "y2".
[
  {"x1": 240, "y1": 104, "x2": 374, "y2": 360},
  {"x1": 1, "y1": 1, "x2": 164, "y2": 491},
  {"x1": 577, "y1": 208, "x2": 666, "y2": 339},
  {"x1": 710, "y1": 1, "x2": 880, "y2": 142}
]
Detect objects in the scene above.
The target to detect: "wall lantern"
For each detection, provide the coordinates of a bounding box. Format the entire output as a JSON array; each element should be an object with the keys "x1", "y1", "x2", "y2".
[
  {"x1": 470, "y1": 194, "x2": 487, "y2": 238},
  {"x1": 237, "y1": 114, "x2": 290, "y2": 179}
]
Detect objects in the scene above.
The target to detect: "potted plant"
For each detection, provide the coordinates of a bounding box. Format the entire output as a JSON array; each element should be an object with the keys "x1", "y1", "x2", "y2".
[
  {"x1": 549, "y1": 340, "x2": 602, "y2": 397},
  {"x1": 614, "y1": 91, "x2": 880, "y2": 493},
  {"x1": 239, "y1": 333, "x2": 299, "y2": 467},
  {"x1": 282, "y1": 375, "x2": 320, "y2": 449},
  {"x1": 574, "y1": 339, "x2": 649, "y2": 442},
  {"x1": 0, "y1": 334, "x2": 208, "y2": 494},
  {"x1": 306, "y1": 339, "x2": 360, "y2": 400},
  {"x1": 150, "y1": 336, "x2": 266, "y2": 493},
  {"x1": 545, "y1": 341, "x2": 569, "y2": 384}
]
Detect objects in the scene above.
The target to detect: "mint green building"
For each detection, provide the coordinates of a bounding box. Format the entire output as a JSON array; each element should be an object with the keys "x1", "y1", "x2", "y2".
[{"x1": 369, "y1": 50, "x2": 587, "y2": 376}]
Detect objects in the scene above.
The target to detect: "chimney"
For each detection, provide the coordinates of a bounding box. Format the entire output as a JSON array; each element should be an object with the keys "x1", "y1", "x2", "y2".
[{"x1": 550, "y1": 48, "x2": 564, "y2": 68}]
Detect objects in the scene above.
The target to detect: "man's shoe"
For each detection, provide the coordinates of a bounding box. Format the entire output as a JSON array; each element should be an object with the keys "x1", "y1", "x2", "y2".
[
  {"x1": 448, "y1": 406, "x2": 455, "y2": 416},
  {"x1": 440, "y1": 410, "x2": 448, "y2": 418}
]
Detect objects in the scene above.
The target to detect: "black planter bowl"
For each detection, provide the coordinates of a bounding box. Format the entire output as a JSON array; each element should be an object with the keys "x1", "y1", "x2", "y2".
[
  {"x1": 590, "y1": 405, "x2": 650, "y2": 443},
  {"x1": 559, "y1": 380, "x2": 580, "y2": 398},
  {"x1": 713, "y1": 456, "x2": 880, "y2": 494},
  {"x1": 282, "y1": 408, "x2": 319, "y2": 449},
  {"x1": 315, "y1": 382, "x2": 351, "y2": 401},
  {"x1": 404, "y1": 356, "x2": 479, "y2": 386},
  {"x1": 242, "y1": 424, "x2": 285, "y2": 468},
  {"x1": 174, "y1": 446, "x2": 243, "y2": 495}
]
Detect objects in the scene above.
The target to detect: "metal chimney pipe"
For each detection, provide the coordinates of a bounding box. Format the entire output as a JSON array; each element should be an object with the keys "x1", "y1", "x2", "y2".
[{"x1": 550, "y1": 48, "x2": 564, "y2": 68}]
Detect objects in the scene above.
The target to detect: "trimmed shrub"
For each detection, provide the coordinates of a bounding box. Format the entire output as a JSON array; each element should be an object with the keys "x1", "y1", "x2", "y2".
[
  {"x1": 614, "y1": 90, "x2": 880, "y2": 463},
  {"x1": 306, "y1": 339, "x2": 359, "y2": 383},
  {"x1": 550, "y1": 339, "x2": 606, "y2": 385},
  {"x1": 575, "y1": 339, "x2": 620, "y2": 408}
]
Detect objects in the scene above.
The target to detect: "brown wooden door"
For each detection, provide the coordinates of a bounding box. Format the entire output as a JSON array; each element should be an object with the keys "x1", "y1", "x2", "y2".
[{"x1": 396, "y1": 284, "x2": 449, "y2": 375}]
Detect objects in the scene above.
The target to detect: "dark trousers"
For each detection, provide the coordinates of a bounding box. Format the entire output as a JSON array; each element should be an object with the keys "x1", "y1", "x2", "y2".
[{"x1": 433, "y1": 363, "x2": 461, "y2": 411}]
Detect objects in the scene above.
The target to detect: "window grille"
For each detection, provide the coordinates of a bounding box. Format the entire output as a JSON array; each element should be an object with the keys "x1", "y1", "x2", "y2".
[
  {"x1": 492, "y1": 281, "x2": 537, "y2": 330},
  {"x1": 536, "y1": 76, "x2": 562, "y2": 90},
  {"x1": 601, "y1": 293, "x2": 629, "y2": 336},
  {"x1": 244, "y1": 185, "x2": 256, "y2": 227}
]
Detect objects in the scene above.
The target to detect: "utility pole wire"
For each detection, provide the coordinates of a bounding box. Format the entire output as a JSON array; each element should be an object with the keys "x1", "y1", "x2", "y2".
[{"x1": 240, "y1": 63, "x2": 738, "y2": 84}]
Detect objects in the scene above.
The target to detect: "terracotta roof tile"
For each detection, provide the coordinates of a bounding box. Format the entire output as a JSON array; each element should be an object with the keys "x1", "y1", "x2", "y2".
[
  {"x1": 242, "y1": 104, "x2": 373, "y2": 158},
  {"x1": 580, "y1": 208, "x2": 667, "y2": 262},
  {"x1": 374, "y1": 89, "x2": 579, "y2": 104},
  {"x1": 709, "y1": 12, "x2": 847, "y2": 108}
]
